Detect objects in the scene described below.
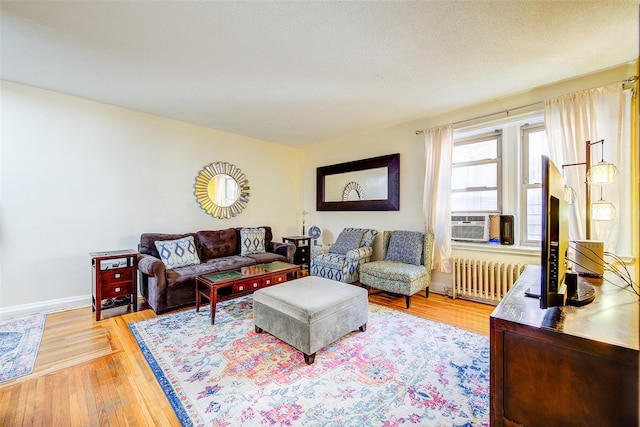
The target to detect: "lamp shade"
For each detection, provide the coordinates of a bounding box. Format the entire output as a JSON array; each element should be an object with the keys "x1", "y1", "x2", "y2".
[
  {"x1": 587, "y1": 161, "x2": 618, "y2": 184},
  {"x1": 591, "y1": 201, "x2": 616, "y2": 221}
]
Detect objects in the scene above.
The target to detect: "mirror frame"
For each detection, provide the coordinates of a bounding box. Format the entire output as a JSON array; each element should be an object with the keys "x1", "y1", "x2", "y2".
[
  {"x1": 194, "y1": 161, "x2": 250, "y2": 219},
  {"x1": 316, "y1": 153, "x2": 400, "y2": 211}
]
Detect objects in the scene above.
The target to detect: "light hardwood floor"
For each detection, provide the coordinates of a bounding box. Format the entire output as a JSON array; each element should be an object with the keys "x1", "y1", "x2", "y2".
[{"x1": 0, "y1": 289, "x2": 495, "y2": 426}]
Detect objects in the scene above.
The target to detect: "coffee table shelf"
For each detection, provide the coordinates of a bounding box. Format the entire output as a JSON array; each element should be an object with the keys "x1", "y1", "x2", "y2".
[{"x1": 196, "y1": 261, "x2": 301, "y2": 324}]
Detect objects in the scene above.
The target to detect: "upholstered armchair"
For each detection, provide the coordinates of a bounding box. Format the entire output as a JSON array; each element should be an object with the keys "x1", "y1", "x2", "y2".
[
  {"x1": 360, "y1": 230, "x2": 434, "y2": 308},
  {"x1": 310, "y1": 228, "x2": 378, "y2": 283}
]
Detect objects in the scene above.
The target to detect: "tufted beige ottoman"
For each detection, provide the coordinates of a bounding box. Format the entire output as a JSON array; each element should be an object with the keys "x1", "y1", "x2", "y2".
[{"x1": 253, "y1": 276, "x2": 368, "y2": 364}]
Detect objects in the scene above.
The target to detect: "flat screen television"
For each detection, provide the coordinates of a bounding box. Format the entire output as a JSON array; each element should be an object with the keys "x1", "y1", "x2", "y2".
[
  {"x1": 537, "y1": 155, "x2": 596, "y2": 308},
  {"x1": 539, "y1": 155, "x2": 569, "y2": 309}
]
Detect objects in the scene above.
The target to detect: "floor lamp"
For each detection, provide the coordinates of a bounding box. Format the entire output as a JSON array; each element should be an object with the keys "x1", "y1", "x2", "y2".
[
  {"x1": 562, "y1": 139, "x2": 617, "y2": 277},
  {"x1": 562, "y1": 139, "x2": 617, "y2": 239}
]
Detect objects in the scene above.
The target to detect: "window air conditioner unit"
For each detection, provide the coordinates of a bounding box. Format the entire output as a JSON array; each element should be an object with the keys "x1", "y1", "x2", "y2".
[{"x1": 451, "y1": 214, "x2": 490, "y2": 242}]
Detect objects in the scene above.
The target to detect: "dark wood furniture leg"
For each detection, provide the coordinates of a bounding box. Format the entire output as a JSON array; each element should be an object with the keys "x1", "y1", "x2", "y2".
[
  {"x1": 209, "y1": 287, "x2": 217, "y2": 325},
  {"x1": 195, "y1": 279, "x2": 201, "y2": 312},
  {"x1": 303, "y1": 352, "x2": 316, "y2": 365}
]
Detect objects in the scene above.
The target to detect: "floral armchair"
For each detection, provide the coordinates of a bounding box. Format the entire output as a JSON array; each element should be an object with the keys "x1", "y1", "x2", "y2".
[
  {"x1": 359, "y1": 230, "x2": 434, "y2": 309},
  {"x1": 310, "y1": 228, "x2": 378, "y2": 283}
]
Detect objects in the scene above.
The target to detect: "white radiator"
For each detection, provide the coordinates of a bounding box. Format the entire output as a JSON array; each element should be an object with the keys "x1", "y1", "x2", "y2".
[{"x1": 451, "y1": 258, "x2": 527, "y2": 303}]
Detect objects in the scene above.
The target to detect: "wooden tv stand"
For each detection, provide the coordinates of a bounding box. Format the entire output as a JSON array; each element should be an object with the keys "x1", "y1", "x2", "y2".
[{"x1": 490, "y1": 265, "x2": 638, "y2": 426}]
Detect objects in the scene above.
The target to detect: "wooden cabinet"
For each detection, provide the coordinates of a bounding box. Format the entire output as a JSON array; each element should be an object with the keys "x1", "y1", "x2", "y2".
[
  {"x1": 490, "y1": 265, "x2": 638, "y2": 426},
  {"x1": 90, "y1": 249, "x2": 138, "y2": 321},
  {"x1": 282, "y1": 236, "x2": 310, "y2": 270}
]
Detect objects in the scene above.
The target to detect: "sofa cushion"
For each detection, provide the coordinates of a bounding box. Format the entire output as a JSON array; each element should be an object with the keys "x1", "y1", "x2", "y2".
[
  {"x1": 155, "y1": 236, "x2": 201, "y2": 269},
  {"x1": 240, "y1": 227, "x2": 266, "y2": 255},
  {"x1": 330, "y1": 229, "x2": 364, "y2": 254},
  {"x1": 205, "y1": 255, "x2": 256, "y2": 272},
  {"x1": 140, "y1": 232, "x2": 195, "y2": 259},
  {"x1": 244, "y1": 251, "x2": 287, "y2": 264},
  {"x1": 385, "y1": 230, "x2": 424, "y2": 266},
  {"x1": 166, "y1": 262, "x2": 220, "y2": 287},
  {"x1": 196, "y1": 228, "x2": 237, "y2": 260}
]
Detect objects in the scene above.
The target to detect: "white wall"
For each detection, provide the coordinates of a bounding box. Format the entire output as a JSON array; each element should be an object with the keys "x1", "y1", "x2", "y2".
[
  {"x1": 0, "y1": 81, "x2": 304, "y2": 317},
  {"x1": 304, "y1": 63, "x2": 636, "y2": 294}
]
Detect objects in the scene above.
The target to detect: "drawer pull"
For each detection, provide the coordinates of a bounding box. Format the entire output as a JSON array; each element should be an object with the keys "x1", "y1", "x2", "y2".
[
  {"x1": 115, "y1": 287, "x2": 121, "y2": 292},
  {"x1": 115, "y1": 273, "x2": 121, "y2": 279}
]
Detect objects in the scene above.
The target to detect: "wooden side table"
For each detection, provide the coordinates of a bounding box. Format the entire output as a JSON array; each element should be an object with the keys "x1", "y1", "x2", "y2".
[
  {"x1": 90, "y1": 249, "x2": 138, "y2": 321},
  {"x1": 282, "y1": 236, "x2": 310, "y2": 270}
]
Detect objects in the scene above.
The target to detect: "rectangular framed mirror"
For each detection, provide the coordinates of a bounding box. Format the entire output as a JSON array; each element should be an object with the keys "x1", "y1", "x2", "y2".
[{"x1": 316, "y1": 153, "x2": 400, "y2": 211}]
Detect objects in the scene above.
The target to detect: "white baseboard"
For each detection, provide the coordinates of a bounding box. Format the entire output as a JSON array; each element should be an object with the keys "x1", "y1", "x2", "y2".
[
  {"x1": 0, "y1": 294, "x2": 92, "y2": 321},
  {"x1": 429, "y1": 280, "x2": 448, "y2": 295}
]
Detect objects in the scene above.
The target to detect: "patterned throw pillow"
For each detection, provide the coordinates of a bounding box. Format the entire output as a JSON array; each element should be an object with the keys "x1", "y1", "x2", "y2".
[
  {"x1": 154, "y1": 236, "x2": 201, "y2": 269},
  {"x1": 360, "y1": 229, "x2": 378, "y2": 247},
  {"x1": 330, "y1": 229, "x2": 365, "y2": 254},
  {"x1": 240, "y1": 227, "x2": 266, "y2": 256},
  {"x1": 385, "y1": 230, "x2": 424, "y2": 266}
]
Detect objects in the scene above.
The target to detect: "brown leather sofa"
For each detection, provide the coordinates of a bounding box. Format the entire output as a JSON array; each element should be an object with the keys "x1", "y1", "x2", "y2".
[{"x1": 138, "y1": 226, "x2": 295, "y2": 313}]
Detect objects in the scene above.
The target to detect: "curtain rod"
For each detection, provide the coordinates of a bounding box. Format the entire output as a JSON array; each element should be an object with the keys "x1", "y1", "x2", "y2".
[
  {"x1": 414, "y1": 101, "x2": 543, "y2": 135},
  {"x1": 415, "y1": 74, "x2": 639, "y2": 135}
]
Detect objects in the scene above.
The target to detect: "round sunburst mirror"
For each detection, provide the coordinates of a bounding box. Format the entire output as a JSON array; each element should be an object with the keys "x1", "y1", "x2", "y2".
[{"x1": 194, "y1": 162, "x2": 250, "y2": 219}]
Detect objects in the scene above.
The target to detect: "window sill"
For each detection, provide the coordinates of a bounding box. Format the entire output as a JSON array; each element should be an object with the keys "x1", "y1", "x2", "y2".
[{"x1": 451, "y1": 241, "x2": 540, "y2": 257}]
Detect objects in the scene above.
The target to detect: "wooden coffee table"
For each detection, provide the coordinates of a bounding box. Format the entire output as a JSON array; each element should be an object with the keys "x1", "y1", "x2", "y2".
[{"x1": 195, "y1": 261, "x2": 301, "y2": 324}]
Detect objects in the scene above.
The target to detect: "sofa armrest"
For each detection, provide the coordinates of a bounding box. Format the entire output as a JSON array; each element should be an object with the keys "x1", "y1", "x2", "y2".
[
  {"x1": 137, "y1": 253, "x2": 169, "y2": 311},
  {"x1": 269, "y1": 241, "x2": 296, "y2": 263},
  {"x1": 312, "y1": 244, "x2": 332, "y2": 256},
  {"x1": 346, "y1": 246, "x2": 373, "y2": 261},
  {"x1": 138, "y1": 253, "x2": 166, "y2": 278}
]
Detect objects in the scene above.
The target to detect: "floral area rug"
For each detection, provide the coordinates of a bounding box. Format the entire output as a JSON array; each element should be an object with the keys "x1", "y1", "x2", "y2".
[
  {"x1": 129, "y1": 295, "x2": 489, "y2": 427},
  {"x1": 0, "y1": 313, "x2": 46, "y2": 382}
]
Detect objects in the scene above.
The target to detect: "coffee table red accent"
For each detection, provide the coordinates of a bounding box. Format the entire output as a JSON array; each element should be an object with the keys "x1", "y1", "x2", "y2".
[{"x1": 195, "y1": 261, "x2": 301, "y2": 324}]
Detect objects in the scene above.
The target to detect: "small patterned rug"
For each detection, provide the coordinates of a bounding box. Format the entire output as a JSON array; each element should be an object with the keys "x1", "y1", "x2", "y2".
[
  {"x1": 129, "y1": 296, "x2": 489, "y2": 427},
  {"x1": 0, "y1": 313, "x2": 46, "y2": 382}
]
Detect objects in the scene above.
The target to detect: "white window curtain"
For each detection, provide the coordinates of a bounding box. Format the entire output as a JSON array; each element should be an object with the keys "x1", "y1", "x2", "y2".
[
  {"x1": 544, "y1": 83, "x2": 626, "y2": 253},
  {"x1": 423, "y1": 124, "x2": 453, "y2": 273}
]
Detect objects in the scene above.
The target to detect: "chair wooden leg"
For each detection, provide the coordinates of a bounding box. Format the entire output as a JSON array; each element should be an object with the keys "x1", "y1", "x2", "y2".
[
  {"x1": 405, "y1": 295, "x2": 411, "y2": 309},
  {"x1": 425, "y1": 287, "x2": 430, "y2": 298}
]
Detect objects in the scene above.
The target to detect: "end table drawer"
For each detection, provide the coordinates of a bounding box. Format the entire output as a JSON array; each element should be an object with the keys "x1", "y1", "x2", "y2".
[
  {"x1": 100, "y1": 268, "x2": 133, "y2": 283},
  {"x1": 102, "y1": 282, "x2": 133, "y2": 298}
]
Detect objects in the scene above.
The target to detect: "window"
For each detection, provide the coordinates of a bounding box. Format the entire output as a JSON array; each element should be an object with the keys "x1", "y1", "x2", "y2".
[
  {"x1": 451, "y1": 132, "x2": 501, "y2": 213},
  {"x1": 452, "y1": 113, "x2": 546, "y2": 247},
  {"x1": 521, "y1": 124, "x2": 550, "y2": 244}
]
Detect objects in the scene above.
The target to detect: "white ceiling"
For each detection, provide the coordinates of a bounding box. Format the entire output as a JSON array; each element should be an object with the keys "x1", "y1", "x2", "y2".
[{"x1": 1, "y1": 1, "x2": 637, "y2": 147}]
